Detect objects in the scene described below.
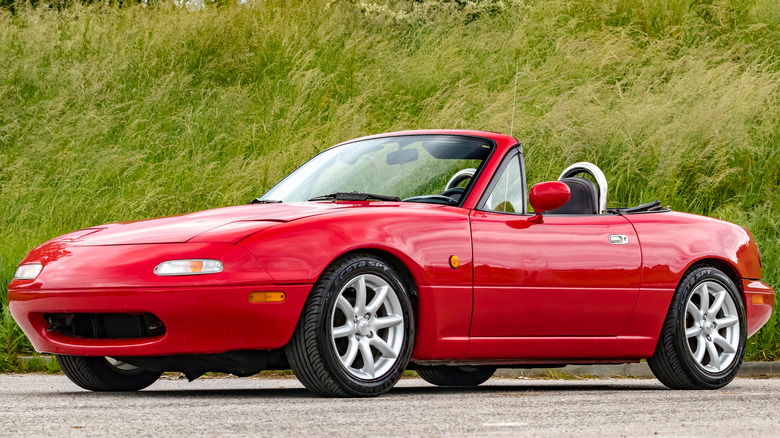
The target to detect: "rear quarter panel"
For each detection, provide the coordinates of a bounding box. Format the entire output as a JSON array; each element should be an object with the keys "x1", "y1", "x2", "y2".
[
  {"x1": 626, "y1": 211, "x2": 760, "y2": 287},
  {"x1": 620, "y1": 211, "x2": 767, "y2": 340}
]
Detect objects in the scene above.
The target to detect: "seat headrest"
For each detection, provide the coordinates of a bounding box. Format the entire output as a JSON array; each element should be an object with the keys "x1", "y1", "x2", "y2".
[{"x1": 546, "y1": 177, "x2": 598, "y2": 215}]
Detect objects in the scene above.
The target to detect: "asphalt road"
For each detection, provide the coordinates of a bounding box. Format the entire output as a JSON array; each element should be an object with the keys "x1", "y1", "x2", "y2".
[{"x1": 1, "y1": 374, "x2": 779, "y2": 437}]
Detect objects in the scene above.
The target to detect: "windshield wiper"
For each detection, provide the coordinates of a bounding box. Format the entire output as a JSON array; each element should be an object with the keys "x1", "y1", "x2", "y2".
[
  {"x1": 248, "y1": 199, "x2": 283, "y2": 204},
  {"x1": 308, "y1": 192, "x2": 401, "y2": 202}
]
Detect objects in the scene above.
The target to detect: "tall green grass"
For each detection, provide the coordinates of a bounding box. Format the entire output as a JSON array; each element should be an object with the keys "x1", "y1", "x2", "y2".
[{"x1": 1, "y1": 0, "x2": 778, "y2": 360}]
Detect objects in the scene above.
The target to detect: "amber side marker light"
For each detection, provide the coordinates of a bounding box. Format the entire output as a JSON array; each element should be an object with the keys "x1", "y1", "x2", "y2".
[
  {"x1": 752, "y1": 295, "x2": 764, "y2": 305},
  {"x1": 449, "y1": 255, "x2": 460, "y2": 269},
  {"x1": 249, "y1": 292, "x2": 286, "y2": 303}
]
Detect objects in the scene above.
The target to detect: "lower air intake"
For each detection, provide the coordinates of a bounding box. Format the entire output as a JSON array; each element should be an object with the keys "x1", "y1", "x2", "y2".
[{"x1": 44, "y1": 313, "x2": 166, "y2": 340}]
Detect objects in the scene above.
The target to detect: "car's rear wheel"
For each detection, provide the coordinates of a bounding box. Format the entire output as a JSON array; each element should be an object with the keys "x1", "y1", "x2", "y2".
[
  {"x1": 418, "y1": 366, "x2": 496, "y2": 387},
  {"x1": 56, "y1": 355, "x2": 161, "y2": 391},
  {"x1": 648, "y1": 266, "x2": 746, "y2": 389},
  {"x1": 285, "y1": 253, "x2": 415, "y2": 397}
]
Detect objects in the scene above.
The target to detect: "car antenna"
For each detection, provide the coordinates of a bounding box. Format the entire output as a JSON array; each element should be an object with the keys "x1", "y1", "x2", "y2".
[{"x1": 510, "y1": 63, "x2": 519, "y2": 138}]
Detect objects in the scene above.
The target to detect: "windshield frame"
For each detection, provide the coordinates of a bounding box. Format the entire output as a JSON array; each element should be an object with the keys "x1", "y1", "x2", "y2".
[{"x1": 259, "y1": 133, "x2": 498, "y2": 208}]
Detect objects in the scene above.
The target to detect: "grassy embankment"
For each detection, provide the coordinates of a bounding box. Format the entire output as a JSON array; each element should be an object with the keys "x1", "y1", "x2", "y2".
[{"x1": 1, "y1": 0, "x2": 779, "y2": 369}]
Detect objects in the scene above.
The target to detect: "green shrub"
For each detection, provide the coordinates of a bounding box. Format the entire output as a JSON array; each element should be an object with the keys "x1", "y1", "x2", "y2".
[{"x1": 46, "y1": 355, "x2": 61, "y2": 373}]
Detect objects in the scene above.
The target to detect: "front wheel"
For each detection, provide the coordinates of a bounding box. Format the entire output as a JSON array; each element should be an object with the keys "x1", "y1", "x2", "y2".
[
  {"x1": 648, "y1": 266, "x2": 746, "y2": 389},
  {"x1": 418, "y1": 366, "x2": 496, "y2": 387},
  {"x1": 285, "y1": 253, "x2": 415, "y2": 397},
  {"x1": 56, "y1": 355, "x2": 161, "y2": 391}
]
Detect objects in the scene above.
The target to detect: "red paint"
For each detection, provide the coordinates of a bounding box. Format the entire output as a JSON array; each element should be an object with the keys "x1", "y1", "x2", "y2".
[
  {"x1": 528, "y1": 181, "x2": 571, "y2": 213},
  {"x1": 9, "y1": 243, "x2": 275, "y2": 291},
  {"x1": 465, "y1": 337, "x2": 657, "y2": 361},
  {"x1": 623, "y1": 212, "x2": 770, "y2": 337},
  {"x1": 469, "y1": 213, "x2": 641, "y2": 343},
  {"x1": 7, "y1": 129, "x2": 774, "y2": 366},
  {"x1": 743, "y1": 280, "x2": 775, "y2": 337},
  {"x1": 10, "y1": 285, "x2": 310, "y2": 356}
]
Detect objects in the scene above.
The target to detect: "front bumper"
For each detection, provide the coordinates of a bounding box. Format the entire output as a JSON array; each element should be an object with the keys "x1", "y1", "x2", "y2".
[
  {"x1": 9, "y1": 284, "x2": 311, "y2": 356},
  {"x1": 743, "y1": 279, "x2": 775, "y2": 337}
]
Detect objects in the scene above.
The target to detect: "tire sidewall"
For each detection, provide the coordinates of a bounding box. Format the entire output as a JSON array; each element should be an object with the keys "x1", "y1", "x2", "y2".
[
  {"x1": 316, "y1": 256, "x2": 415, "y2": 395},
  {"x1": 57, "y1": 355, "x2": 160, "y2": 391},
  {"x1": 91, "y1": 357, "x2": 158, "y2": 390},
  {"x1": 419, "y1": 366, "x2": 496, "y2": 387},
  {"x1": 674, "y1": 267, "x2": 747, "y2": 387}
]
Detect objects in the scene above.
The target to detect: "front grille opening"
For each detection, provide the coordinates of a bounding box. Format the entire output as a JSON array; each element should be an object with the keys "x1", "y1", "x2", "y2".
[{"x1": 44, "y1": 313, "x2": 166, "y2": 340}]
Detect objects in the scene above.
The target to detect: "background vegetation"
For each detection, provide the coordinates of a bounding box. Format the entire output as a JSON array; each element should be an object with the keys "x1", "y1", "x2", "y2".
[{"x1": 1, "y1": 0, "x2": 778, "y2": 368}]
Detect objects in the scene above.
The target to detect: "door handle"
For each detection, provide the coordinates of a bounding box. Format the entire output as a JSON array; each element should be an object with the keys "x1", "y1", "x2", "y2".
[{"x1": 609, "y1": 234, "x2": 629, "y2": 245}]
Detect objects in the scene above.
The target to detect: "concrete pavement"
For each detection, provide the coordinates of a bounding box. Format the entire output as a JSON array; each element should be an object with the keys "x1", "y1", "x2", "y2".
[{"x1": 1, "y1": 374, "x2": 779, "y2": 437}]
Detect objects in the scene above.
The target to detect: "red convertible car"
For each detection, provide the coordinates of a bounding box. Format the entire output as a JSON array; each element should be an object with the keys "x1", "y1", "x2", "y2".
[{"x1": 8, "y1": 130, "x2": 775, "y2": 397}]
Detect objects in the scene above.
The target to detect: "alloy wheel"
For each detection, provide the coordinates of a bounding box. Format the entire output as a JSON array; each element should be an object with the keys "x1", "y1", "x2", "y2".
[
  {"x1": 330, "y1": 273, "x2": 405, "y2": 380},
  {"x1": 684, "y1": 280, "x2": 741, "y2": 373}
]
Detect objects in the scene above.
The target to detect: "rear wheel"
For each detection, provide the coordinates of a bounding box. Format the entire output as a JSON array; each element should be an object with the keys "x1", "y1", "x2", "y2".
[
  {"x1": 418, "y1": 366, "x2": 496, "y2": 387},
  {"x1": 56, "y1": 355, "x2": 161, "y2": 391},
  {"x1": 285, "y1": 253, "x2": 415, "y2": 397},
  {"x1": 648, "y1": 266, "x2": 746, "y2": 389}
]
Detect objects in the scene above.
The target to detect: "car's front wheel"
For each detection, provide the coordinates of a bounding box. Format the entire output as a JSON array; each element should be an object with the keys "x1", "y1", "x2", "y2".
[
  {"x1": 648, "y1": 266, "x2": 746, "y2": 389},
  {"x1": 285, "y1": 253, "x2": 415, "y2": 397},
  {"x1": 56, "y1": 355, "x2": 161, "y2": 391}
]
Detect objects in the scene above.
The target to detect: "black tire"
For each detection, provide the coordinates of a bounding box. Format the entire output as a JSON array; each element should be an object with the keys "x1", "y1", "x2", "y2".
[
  {"x1": 285, "y1": 253, "x2": 415, "y2": 397},
  {"x1": 647, "y1": 266, "x2": 746, "y2": 389},
  {"x1": 418, "y1": 366, "x2": 496, "y2": 387},
  {"x1": 56, "y1": 355, "x2": 161, "y2": 391}
]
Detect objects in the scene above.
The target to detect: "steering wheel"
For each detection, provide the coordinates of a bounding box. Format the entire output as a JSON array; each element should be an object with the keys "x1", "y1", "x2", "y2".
[
  {"x1": 445, "y1": 168, "x2": 476, "y2": 190},
  {"x1": 441, "y1": 168, "x2": 476, "y2": 200}
]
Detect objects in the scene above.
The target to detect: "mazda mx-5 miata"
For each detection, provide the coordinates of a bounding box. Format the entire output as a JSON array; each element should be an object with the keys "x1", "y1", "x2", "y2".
[{"x1": 9, "y1": 130, "x2": 775, "y2": 397}]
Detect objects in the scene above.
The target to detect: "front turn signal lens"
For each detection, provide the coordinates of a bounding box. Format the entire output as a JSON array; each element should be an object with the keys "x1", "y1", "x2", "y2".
[
  {"x1": 14, "y1": 263, "x2": 43, "y2": 280},
  {"x1": 154, "y1": 259, "x2": 223, "y2": 276}
]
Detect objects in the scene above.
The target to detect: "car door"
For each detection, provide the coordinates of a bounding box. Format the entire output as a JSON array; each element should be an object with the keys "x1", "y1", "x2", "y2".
[{"x1": 469, "y1": 150, "x2": 642, "y2": 338}]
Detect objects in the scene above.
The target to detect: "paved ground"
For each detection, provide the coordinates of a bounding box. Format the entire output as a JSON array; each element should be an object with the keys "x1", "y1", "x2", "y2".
[{"x1": 1, "y1": 374, "x2": 779, "y2": 437}]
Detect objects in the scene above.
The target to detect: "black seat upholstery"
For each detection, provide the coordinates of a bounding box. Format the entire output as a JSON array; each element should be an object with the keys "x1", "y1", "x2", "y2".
[{"x1": 546, "y1": 177, "x2": 598, "y2": 215}]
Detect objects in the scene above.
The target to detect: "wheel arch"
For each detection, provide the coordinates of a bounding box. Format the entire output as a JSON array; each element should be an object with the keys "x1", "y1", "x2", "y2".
[
  {"x1": 335, "y1": 247, "x2": 419, "y2": 297},
  {"x1": 322, "y1": 247, "x2": 421, "y2": 343},
  {"x1": 682, "y1": 257, "x2": 743, "y2": 300},
  {"x1": 284, "y1": 246, "x2": 419, "y2": 396}
]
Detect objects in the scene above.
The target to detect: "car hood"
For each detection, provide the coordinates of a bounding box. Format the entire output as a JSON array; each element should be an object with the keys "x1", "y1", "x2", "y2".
[{"x1": 65, "y1": 203, "x2": 354, "y2": 246}]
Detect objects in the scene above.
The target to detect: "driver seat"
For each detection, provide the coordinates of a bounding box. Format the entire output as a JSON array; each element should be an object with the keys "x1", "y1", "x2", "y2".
[{"x1": 546, "y1": 177, "x2": 598, "y2": 215}]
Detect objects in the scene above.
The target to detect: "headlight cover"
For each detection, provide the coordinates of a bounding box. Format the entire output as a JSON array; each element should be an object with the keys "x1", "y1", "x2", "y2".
[
  {"x1": 154, "y1": 259, "x2": 223, "y2": 276},
  {"x1": 14, "y1": 263, "x2": 43, "y2": 281}
]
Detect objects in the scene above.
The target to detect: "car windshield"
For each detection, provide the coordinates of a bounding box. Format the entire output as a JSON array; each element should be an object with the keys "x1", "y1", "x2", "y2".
[{"x1": 260, "y1": 135, "x2": 493, "y2": 205}]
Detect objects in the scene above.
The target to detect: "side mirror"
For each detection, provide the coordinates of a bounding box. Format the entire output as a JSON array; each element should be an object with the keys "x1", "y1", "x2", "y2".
[{"x1": 528, "y1": 181, "x2": 570, "y2": 224}]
